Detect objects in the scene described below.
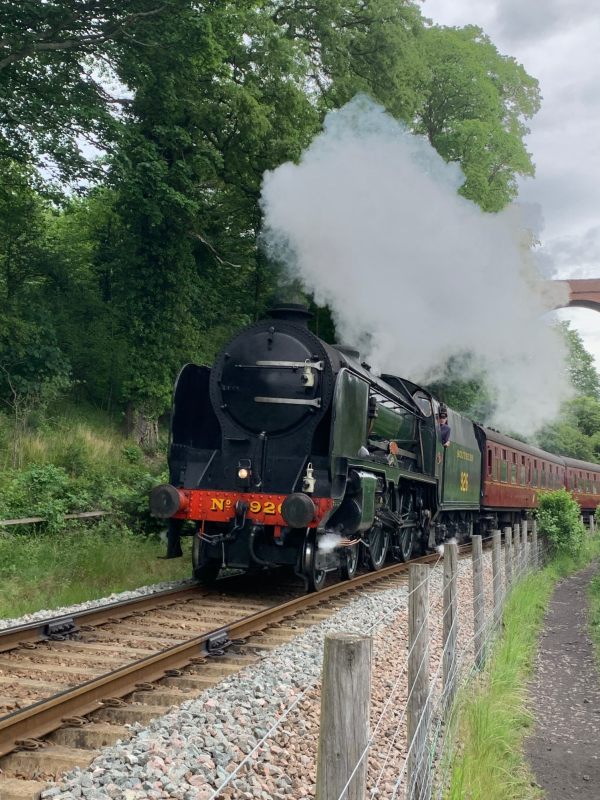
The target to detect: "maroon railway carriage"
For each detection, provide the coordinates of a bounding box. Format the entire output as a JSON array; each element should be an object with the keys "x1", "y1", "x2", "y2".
[
  {"x1": 479, "y1": 427, "x2": 567, "y2": 526},
  {"x1": 562, "y1": 456, "x2": 600, "y2": 514}
]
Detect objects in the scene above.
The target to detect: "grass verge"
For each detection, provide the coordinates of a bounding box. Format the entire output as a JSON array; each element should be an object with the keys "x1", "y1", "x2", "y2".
[
  {"x1": 589, "y1": 558, "x2": 600, "y2": 669},
  {"x1": 0, "y1": 522, "x2": 192, "y2": 619},
  {"x1": 446, "y1": 538, "x2": 600, "y2": 800}
]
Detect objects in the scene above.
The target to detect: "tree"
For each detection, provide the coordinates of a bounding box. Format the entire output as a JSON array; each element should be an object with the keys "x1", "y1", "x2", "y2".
[
  {"x1": 0, "y1": 161, "x2": 71, "y2": 461},
  {"x1": 559, "y1": 322, "x2": 600, "y2": 399},
  {"x1": 1, "y1": 1, "x2": 547, "y2": 446},
  {"x1": 537, "y1": 419, "x2": 595, "y2": 462},
  {"x1": 415, "y1": 25, "x2": 541, "y2": 211},
  {"x1": 0, "y1": 0, "x2": 188, "y2": 178},
  {"x1": 426, "y1": 353, "x2": 494, "y2": 421},
  {"x1": 45, "y1": 190, "x2": 131, "y2": 411},
  {"x1": 536, "y1": 324, "x2": 600, "y2": 461},
  {"x1": 272, "y1": 0, "x2": 426, "y2": 120},
  {"x1": 104, "y1": 1, "x2": 324, "y2": 444}
]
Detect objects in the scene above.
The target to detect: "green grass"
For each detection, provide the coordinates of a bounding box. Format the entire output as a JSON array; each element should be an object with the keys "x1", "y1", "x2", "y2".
[
  {"x1": 589, "y1": 560, "x2": 600, "y2": 670},
  {"x1": 0, "y1": 523, "x2": 192, "y2": 619},
  {"x1": 446, "y1": 537, "x2": 600, "y2": 800},
  {"x1": 0, "y1": 402, "x2": 192, "y2": 620}
]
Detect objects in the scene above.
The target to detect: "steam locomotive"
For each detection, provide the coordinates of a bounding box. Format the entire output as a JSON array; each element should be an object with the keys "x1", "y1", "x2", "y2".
[{"x1": 150, "y1": 304, "x2": 600, "y2": 590}]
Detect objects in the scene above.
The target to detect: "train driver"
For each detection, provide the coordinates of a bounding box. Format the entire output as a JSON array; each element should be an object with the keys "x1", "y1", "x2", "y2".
[{"x1": 439, "y1": 408, "x2": 451, "y2": 448}]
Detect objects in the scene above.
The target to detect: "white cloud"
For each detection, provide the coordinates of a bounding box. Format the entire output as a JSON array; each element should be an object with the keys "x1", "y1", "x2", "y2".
[{"x1": 492, "y1": 0, "x2": 593, "y2": 42}]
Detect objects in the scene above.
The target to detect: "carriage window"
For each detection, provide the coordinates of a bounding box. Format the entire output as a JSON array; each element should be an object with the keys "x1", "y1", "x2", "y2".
[
  {"x1": 541, "y1": 466, "x2": 546, "y2": 488},
  {"x1": 511, "y1": 462, "x2": 517, "y2": 485},
  {"x1": 487, "y1": 448, "x2": 493, "y2": 476},
  {"x1": 520, "y1": 464, "x2": 526, "y2": 485}
]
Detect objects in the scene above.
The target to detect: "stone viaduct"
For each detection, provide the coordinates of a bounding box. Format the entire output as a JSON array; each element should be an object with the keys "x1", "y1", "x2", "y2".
[{"x1": 555, "y1": 279, "x2": 600, "y2": 312}]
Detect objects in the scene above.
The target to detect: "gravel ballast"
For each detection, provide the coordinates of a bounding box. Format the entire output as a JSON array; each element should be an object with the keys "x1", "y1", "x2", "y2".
[{"x1": 40, "y1": 550, "x2": 495, "y2": 800}]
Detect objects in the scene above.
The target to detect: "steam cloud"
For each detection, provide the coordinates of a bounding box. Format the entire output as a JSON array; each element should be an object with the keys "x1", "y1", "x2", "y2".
[{"x1": 260, "y1": 96, "x2": 571, "y2": 434}]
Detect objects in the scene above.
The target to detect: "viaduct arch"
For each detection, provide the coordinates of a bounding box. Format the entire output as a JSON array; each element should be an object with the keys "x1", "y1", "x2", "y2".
[{"x1": 554, "y1": 279, "x2": 600, "y2": 313}]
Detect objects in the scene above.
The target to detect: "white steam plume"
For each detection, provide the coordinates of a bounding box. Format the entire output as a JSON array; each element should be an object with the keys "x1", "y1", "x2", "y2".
[{"x1": 260, "y1": 96, "x2": 571, "y2": 434}]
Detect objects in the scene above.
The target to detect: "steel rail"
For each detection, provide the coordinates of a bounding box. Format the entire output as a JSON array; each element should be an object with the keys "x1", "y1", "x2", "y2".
[
  {"x1": 0, "y1": 548, "x2": 456, "y2": 758},
  {"x1": 0, "y1": 584, "x2": 208, "y2": 654}
]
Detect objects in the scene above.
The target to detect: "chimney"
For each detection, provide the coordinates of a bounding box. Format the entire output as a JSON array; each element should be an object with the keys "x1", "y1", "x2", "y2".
[{"x1": 268, "y1": 304, "x2": 313, "y2": 327}]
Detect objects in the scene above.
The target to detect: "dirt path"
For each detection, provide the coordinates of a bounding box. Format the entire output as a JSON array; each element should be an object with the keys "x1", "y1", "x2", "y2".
[{"x1": 525, "y1": 563, "x2": 600, "y2": 798}]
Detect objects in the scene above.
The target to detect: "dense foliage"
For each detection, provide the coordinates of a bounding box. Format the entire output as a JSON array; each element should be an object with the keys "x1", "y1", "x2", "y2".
[
  {"x1": 536, "y1": 324, "x2": 600, "y2": 462},
  {"x1": 0, "y1": 1, "x2": 543, "y2": 445},
  {"x1": 0, "y1": 404, "x2": 165, "y2": 529},
  {"x1": 537, "y1": 488, "x2": 586, "y2": 555}
]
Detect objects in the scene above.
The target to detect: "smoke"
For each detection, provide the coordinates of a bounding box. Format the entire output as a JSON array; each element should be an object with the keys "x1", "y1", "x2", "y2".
[
  {"x1": 436, "y1": 537, "x2": 457, "y2": 556},
  {"x1": 317, "y1": 533, "x2": 344, "y2": 553},
  {"x1": 260, "y1": 96, "x2": 571, "y2": 434}
]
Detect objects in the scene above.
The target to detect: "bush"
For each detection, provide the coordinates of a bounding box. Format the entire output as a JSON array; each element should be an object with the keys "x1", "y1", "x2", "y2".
[
  {"x1": 537, "y1": 488, "x2": 585, "y2": 555},
  {"x1": 0, "y1": 404, "x2": 167, "y2": 534},
  {"x1": 0, "y1": 464, "x2": 93, "y2": 530}
]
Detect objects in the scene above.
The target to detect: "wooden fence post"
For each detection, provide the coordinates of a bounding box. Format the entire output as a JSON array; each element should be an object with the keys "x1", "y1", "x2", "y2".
[
  {"x1": 532, "y1": 519, "x2": 538, "y2": 570},
  {"x1": 591, "y1": 514, "x2": 596, "y2": 534},
  {"x1": 316, "y1": 633, "x2": 372, "y2": 800},
  {"x1": 472, "y1": 535, "x2": 485, "y2": 669},
  {"x1": 443, "y1": 541, "x2": 458, "y2": 708},
  {"x1": 407, "y1": 564, "x2": 430, "y2": 800},
  {"x1": 504, "y1": 526, "x2": 513, "y2": 588},
  {"x1": 492, "y1": 530, "x2": 502, "y2": 628},
  {"x1": 521, "y1": 520, "x2": 529, "y2": 574},
  {"x1": 513, "y1": 523, "x2": 521, "y2": 580}
]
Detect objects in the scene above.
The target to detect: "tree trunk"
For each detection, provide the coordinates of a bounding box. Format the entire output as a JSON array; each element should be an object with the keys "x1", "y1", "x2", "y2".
[{"x1": 126, "y1": 403, "x2": 159, "y2": 450}]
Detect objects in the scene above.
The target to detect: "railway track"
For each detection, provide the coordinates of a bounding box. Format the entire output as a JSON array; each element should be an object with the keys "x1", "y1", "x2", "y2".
[{"x1": 0, "y1": 547, "x2": 475, "y2": 799}]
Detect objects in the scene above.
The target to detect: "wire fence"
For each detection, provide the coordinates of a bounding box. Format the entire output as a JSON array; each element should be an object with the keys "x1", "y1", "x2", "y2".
[
  {"x1": 315, "y1": 519, "x2": 561, "y2": 800},
  {"x1": 199, "y1": 519, "x2": 579, "y2": 800}
]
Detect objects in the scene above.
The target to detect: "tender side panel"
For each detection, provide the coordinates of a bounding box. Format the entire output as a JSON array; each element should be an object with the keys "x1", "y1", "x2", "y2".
[{"x1": 440, "y1": 411, "x2": 481, "y2": 509}]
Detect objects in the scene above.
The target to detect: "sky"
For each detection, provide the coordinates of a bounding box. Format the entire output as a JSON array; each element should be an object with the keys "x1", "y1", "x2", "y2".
[{"x1": 422, "y1": 0, "x2": 600, "y2": 365}]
